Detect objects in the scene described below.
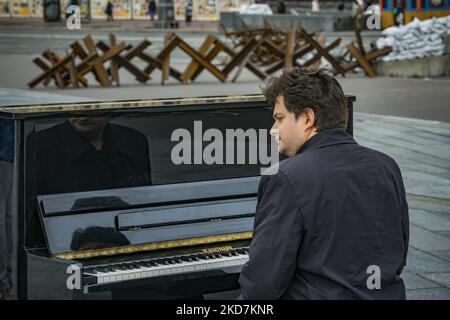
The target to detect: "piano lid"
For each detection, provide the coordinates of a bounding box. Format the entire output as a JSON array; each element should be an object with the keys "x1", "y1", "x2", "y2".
[
  {"x1": 37, "y1": 177, "x2": 260, "y2": 260},
  {"x1": 0, "y1": 94, "x2": 268, "y2": 119},
  {"x1": 0, "y1": 94, "x2": 355, "y2": 119}
]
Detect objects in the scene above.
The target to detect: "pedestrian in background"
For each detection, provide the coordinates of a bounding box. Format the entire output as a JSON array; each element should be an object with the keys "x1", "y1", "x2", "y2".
[
  {"x1": 105, "y1": 0, "x2": 114, "y2": 22},
  {"x1": 393, "y1": 0, "x2": 405, "y2": 26},
  {"x1": 277, "y1": 1, "x2": 286, "y2": 14},
  {"x1": 148, "y1": 0, "x2": 157, "y2": 21},
  {"x1": 185, "y1": 1, "x2": 193, "y2": 25}
]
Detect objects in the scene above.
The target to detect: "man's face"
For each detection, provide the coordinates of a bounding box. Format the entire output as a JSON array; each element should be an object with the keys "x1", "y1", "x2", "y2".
[
  {"x1": 270, "y1": 96, "x2": 316, "y2": 157},
  {"x1": 69, "y1": 117, "x2": 109, "y2": 137}
]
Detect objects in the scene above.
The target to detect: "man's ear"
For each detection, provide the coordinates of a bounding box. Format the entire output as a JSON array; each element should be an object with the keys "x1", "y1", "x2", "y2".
[{"x1": 303, "y1": 108, "x2": 316, "y2": 129}]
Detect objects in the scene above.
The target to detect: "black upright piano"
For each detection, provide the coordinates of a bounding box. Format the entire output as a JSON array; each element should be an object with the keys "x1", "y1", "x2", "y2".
[{"x1": 0, "y1": 94, "x2": 354, "y2": 299}]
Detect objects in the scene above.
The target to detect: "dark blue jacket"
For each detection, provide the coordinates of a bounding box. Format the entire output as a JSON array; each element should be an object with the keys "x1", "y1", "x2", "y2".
[{"x1": 239, "y1": 128, "x2": 409, "y2": 299}]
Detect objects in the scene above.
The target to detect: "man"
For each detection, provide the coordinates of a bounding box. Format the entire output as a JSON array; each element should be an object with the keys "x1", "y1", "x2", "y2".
[
  {"x1": 33, "y1": 116, "x2": 152, "y2": 195},
  {"x1": 239, "y1": 67, "x2": 409, "y2": 299}
]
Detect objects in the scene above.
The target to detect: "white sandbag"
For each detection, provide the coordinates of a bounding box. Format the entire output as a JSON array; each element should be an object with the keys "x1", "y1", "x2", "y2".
[
  {"x1": 376, "y1": 16, "x2": 449, "y2": 61},
  {"x1": 239, "y1": 4, "x2": 273, "y2": 15}
]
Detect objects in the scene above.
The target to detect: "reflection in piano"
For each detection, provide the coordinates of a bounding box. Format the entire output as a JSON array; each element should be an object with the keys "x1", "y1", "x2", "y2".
[
  {"x1": 0, "y1": 95, "x2": 354, "y2": 299},
  {"x1": 32, "y1": 117, "x2": 152, "y2": 195}
]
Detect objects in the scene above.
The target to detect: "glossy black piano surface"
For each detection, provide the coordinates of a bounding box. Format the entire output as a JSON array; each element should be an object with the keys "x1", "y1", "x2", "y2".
[{"x1": 0, "y1": 94, "x2": 355, "y2": 299}]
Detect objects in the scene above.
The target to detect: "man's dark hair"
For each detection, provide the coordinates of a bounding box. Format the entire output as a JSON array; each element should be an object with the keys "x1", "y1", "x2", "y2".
[{"x1": 261, "y1": 67, "x2": 348, "y2": 131}]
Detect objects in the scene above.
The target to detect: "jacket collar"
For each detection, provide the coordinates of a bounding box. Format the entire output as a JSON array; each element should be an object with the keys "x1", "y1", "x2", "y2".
[
  {"x1": 60, "y1": 120, "x2": 138, "y2": 161},
  {"x1": 296, "y1": 128, "x2": 357, "y2": 155}
]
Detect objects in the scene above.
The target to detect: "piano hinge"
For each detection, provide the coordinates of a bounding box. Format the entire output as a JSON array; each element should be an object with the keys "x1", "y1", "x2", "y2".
[{"x1": 54, "y1": 231, "x2": 253, "y2": 260}]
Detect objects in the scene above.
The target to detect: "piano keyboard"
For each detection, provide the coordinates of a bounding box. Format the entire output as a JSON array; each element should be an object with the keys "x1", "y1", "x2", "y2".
[{"x1": 84, "y1": 248, "x2": 249, "y2": 285}]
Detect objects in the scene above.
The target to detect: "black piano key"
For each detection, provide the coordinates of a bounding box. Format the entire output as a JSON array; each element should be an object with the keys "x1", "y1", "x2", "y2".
[
  {"x1": 156, "y1": 259, "x2": 170, "y2": 265},
  {"x1": 181, "y1": 256, "x2": 193, "y2": 262},
  {"x1": 139, "y1": 261, "x2": 154, "y2": 268},
  {"x1": 236, "y1": 248, "x2": 249, "y2": 255},
  {"x1": 115, "y1": 266, "x2": 128, "y2": 270},
  {"x1": 84, "y1": 268, "x2": 98, "y2": 274}
]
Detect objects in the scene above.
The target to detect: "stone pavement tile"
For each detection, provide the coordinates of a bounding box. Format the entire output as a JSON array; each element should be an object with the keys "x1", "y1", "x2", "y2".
[
  {"x1": 353, "y1": 115, "x2": 450, "y2": 200},
  {"x1": 410, "y1": 225, "x2": 450, "y2": 252},
  {"x1": 404, "y1": 176, "x2": 450, "y2": 200},
  {"x1": 364, "y1": 143, "x2": 450, "y2": 174},
  {"x1": 401, "y1": 271, "x2": 441, "y2": 290},
  {"x1": 406, "y1": 287, "x2": 450, "y2": 300},
  {"x1": 414, "y1": 127, "x2": 450, "y2": 138},
  {"x1": 358, "y1": 128, "x2": 449, "y2": 160},
  {"x1": 431, "y1": 250, "x2": 450, "y2": 262},
  {"x1": 403, "y1": 162, "x2": 450, "y2": 178},
  {"x1": 407, "y1": 195, "x2": 450, "y2": 218},
  {"x1": 421, "y1": 273, "x2": 450, "y2": 288},
  {"x1": 409, "y1": 209, "x2": 450, "y2": 232},
  {"x1": 414, "y1": 130, "x2": 450, "y2": 145},
  {"x1": 437, "y1": 232, "x2": 450, "y2": 239},
  {"x1": 405, "y1": 248, "x2": 450, "y2": 274}
]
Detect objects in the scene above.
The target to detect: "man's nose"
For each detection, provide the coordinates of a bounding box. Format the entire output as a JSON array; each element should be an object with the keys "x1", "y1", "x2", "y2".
[{"x1": 271, "y1": 122, "x2": 278, "y2": 131}]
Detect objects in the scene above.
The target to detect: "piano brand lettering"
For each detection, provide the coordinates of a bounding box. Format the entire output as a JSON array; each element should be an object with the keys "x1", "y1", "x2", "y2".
[
  {"x1": 366, "y1": 265, "x2": 381, "y2": 289},
  {"x1": 176, "y1": 304, "x2": 210, "y2": 317},
  {"x1": 171, "y1": 121, "x2": 279, "y2": 175},
  {"x1": 66, "y1": 264, "x2": 81, "y2": 290},
  {"x1": 201, "y1": 245, "x2": 233, "y2": 254}
]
